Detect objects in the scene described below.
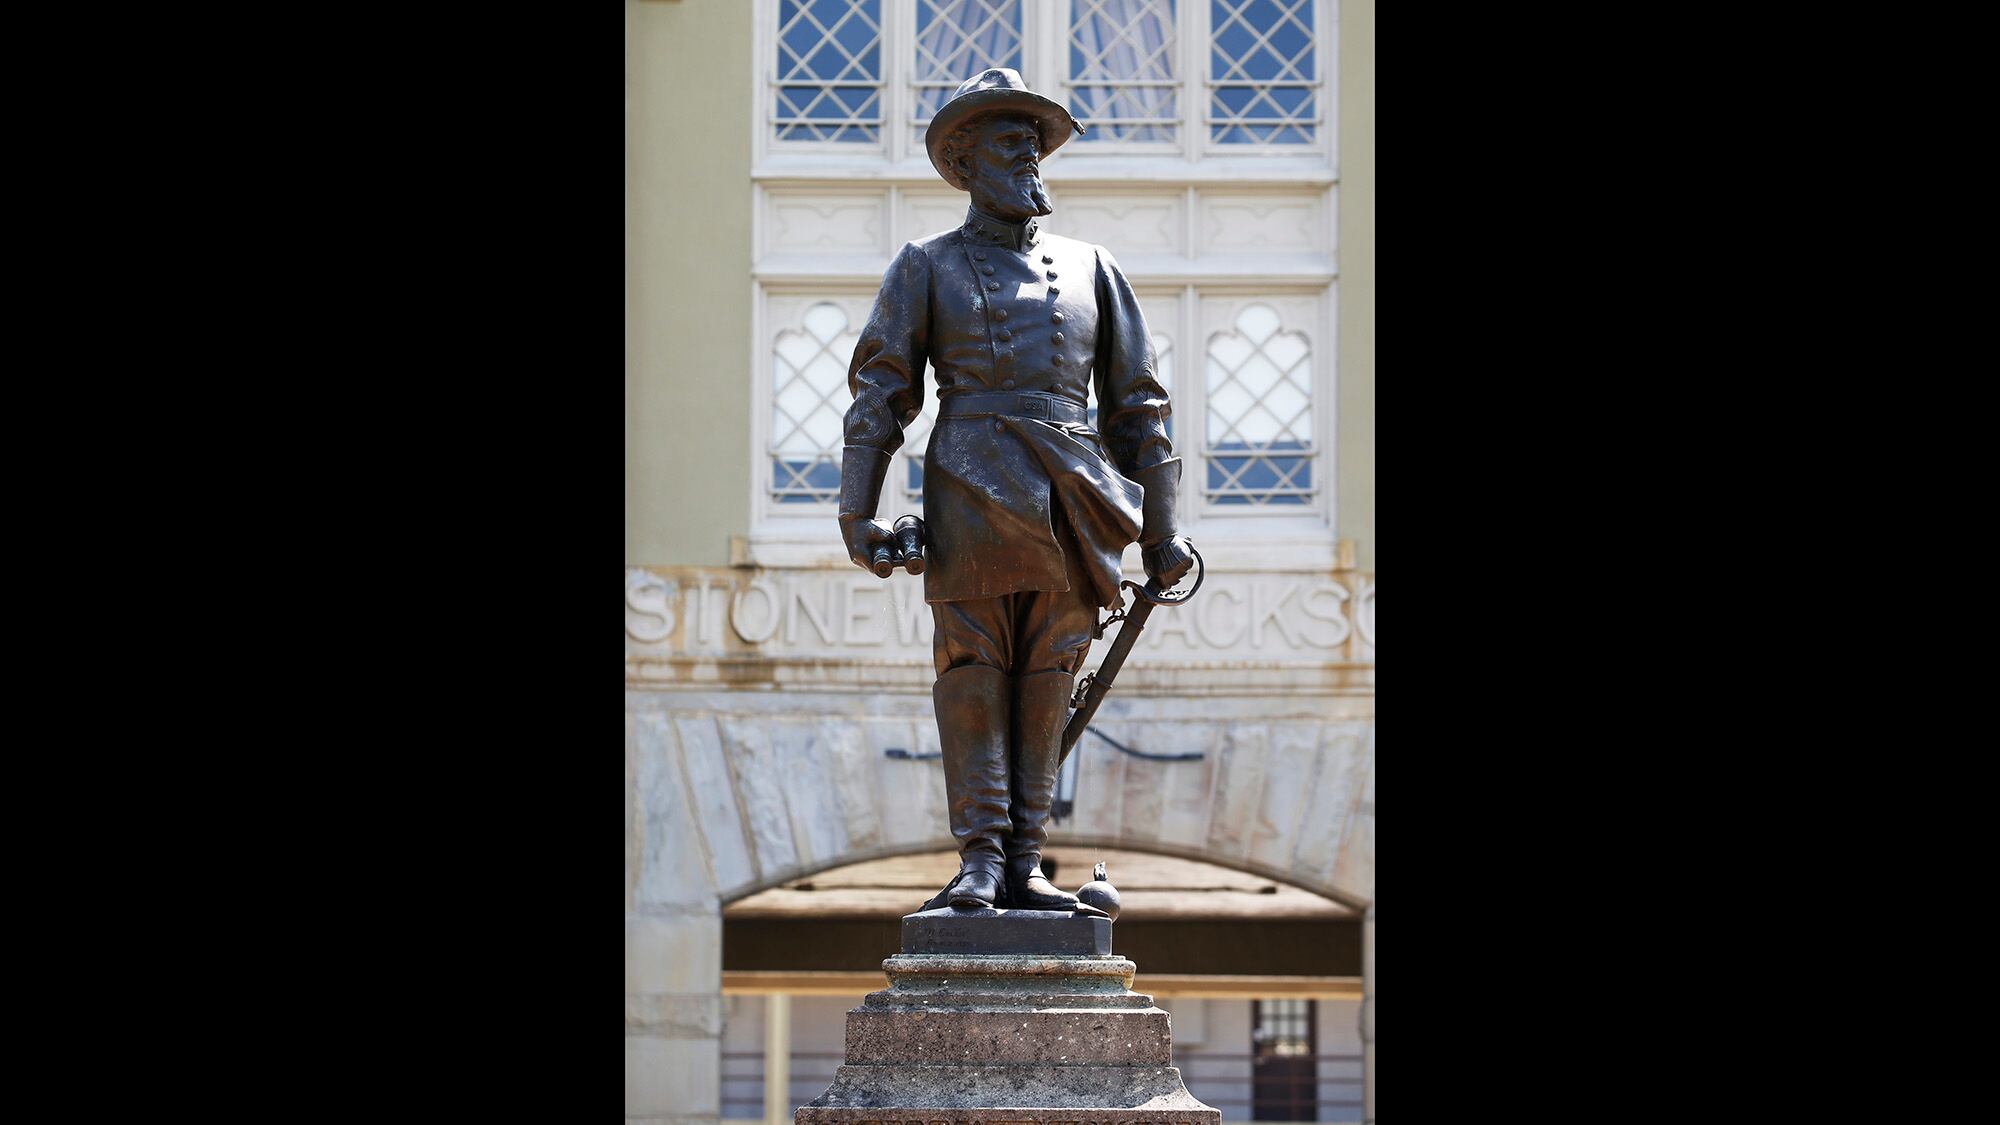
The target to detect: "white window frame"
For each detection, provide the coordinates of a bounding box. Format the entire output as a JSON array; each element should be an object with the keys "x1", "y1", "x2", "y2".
[
  {"x1": 746, "y1": 0, "x2": 1343, "y2": 573},
  {"x1": 1186, "y1": 285, "x2": 1335, "y2": 526},
  {"x1": 766, "y1": 0, "x2": 893, "y2": 153},
  {"x1": 1056, "y1": 0, "x2": 1183, "y2": 156},
  {"x1": 1197, "y1": 0, "x2": 1334, "y2": 159},
  {"x1": 755, "y1": 1, "x2": 1338, "y2": 176}
]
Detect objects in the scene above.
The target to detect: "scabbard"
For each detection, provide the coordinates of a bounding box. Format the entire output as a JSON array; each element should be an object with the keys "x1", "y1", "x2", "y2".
[{"x1": 1058, "y1": 598, "x2": 1155, "y2": 765}]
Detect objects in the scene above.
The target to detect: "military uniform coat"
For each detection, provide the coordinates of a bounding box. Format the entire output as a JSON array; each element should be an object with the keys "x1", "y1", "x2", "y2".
[{"x1": 844, "y1": 208, "x2": 1177, "y2": 608}]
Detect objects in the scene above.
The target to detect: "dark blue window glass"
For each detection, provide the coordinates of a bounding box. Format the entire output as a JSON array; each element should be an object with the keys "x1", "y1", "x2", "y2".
[
  {"x1": 775, "y1": 0, "x2": 884, "y2": 143},
  {"x1": 1210, "y1": 0, "x2": 1316, "y2": 144}
]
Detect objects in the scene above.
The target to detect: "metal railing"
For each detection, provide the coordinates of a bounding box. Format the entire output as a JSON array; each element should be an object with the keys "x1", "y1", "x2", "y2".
[
  {"x1": 723, "y1": 1049, "x2": 1363, "y2": 1121},
  {"x1": 1179, "y1": 1050, "x2": 1363, "y2": 1119}
]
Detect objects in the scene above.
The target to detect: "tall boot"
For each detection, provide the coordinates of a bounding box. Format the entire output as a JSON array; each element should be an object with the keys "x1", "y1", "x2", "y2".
[
  {"x1": 1004, "y1": 670, "x2": 1081, "y2": 911},
  {"x1": 925, "y1": 664, "x2": 1011, "y2": 910}
]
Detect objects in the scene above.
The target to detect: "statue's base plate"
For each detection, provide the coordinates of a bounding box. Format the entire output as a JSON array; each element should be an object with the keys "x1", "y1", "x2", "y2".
[{"x1": 900, "y1": 906, "x2": 1111, "y2": 956}]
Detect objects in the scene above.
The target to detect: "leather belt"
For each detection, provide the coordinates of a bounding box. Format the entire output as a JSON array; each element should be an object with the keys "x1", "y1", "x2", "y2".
[{"x1": 938, "y1": 391, "x2": 1087, "y2": 425}]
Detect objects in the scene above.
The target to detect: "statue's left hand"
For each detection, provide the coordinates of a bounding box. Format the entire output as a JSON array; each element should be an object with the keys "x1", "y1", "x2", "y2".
[{"x1": 1143, "y1": 535, "x2": 1195, "y2": 589}]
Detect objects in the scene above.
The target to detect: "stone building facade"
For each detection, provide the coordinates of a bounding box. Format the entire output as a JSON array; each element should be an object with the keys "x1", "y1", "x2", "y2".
[{"x1": 627, "y1": 1, "x2": 1373, "y2": 1120}]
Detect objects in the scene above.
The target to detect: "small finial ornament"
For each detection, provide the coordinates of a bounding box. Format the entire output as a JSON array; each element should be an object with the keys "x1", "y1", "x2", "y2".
[{"x1": 1076, "y1": 861, "x2": 1121, "y2": 921}]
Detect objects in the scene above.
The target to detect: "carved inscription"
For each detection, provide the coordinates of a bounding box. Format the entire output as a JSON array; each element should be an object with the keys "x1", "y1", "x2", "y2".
[
  {"x1": 627, "y1": 567, "x2": 1371, "y2": 662},
  {"x1": 914, "y1": 919, "x2": 981, "y2": 952}
]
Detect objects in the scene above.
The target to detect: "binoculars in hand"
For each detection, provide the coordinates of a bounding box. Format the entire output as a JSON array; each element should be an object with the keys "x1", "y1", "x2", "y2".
[{"x1": 870, "y1": 514, "x2": 927, "y2": 577}]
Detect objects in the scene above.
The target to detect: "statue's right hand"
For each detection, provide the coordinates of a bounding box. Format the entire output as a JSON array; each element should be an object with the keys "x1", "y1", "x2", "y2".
[{"x1": 841, "y1": 517, "x2": 898, "y2": 576}]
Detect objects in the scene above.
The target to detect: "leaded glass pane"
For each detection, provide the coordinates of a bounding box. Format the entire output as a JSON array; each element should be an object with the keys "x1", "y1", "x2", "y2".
[
  {"x1": 1209, "y1": 0, "x2": 1316, "y2": 145},
  {"x1": 1067, "y1": 0, "x2": 1178, "y2": 144},
  {"x1": 911, "y1": 1, "x2": 1024, "y2": 148},
  {"x1": 772, "y1": 302, "x2": 859, "y2": 503},
  {"x1": 1205, "y1": 304, "x2": 1312, "y2": 504},
  {"x1": 774, "y1": 0, "x2": 884, "y2": 143}
]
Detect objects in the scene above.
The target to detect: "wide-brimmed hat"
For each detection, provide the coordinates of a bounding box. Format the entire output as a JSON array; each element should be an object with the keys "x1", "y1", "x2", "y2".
[{"x1": 924, "y1": 68, "x2": 1084, "y2": 191}]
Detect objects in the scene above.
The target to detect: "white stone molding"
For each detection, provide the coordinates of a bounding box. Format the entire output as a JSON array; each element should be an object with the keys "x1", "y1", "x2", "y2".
[
  {"x1": 755, "y1": 158, "x2": 1340, "y2": 184},
  {"x1": 758, "y1": 183, "x2": 1333, "y2": 275},
  {"x1": 894, "y1": 184, "x2": 971, "y2": 244},
  {"x1": 758, "y1": 185, "x2": 891, "y2": 261},
  {"x1": 1044, "y1": 186, "x2": 1188, "y2": 256},
  {"x1": 1199, "y1": 187, "x2": 1328, "y2": 258},
  {"x1": 627, "y1": 564, "x2": 1375, "y2": 691}
]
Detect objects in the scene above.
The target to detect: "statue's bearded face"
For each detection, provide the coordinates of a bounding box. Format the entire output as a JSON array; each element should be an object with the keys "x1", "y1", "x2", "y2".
[{"x1": 959, "y1": 114, "x2": 1052, "y2": 221}]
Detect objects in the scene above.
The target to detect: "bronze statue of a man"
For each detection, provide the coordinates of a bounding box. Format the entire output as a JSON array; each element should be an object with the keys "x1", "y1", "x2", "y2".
[{"x1": 838, "y1": 69, "x2": 1194, "y2": 913}]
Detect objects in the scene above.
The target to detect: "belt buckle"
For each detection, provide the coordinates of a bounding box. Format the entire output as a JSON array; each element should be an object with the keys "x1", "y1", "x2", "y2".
[{"x1": 1024, "y1": 396, "x2": 1051, "y2": 420}]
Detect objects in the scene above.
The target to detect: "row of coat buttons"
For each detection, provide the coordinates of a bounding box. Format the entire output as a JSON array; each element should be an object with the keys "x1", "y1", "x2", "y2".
[
  {"x1": 973, "y1": 251, "x2": 1057, "y2": 264},
  {"x1": 978, "y1": 238, "x2": 1069, "y2": 388},
  {"x1": 992, "y1": 310, "x2": 1064, "y2": 324}
]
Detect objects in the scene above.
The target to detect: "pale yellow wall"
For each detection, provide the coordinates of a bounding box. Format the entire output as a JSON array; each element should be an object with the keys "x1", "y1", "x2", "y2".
[
  {"x1": 626, "y1": 0, "x2": 755, "y2": 566},
  {"x1": 1336, "y1": 0, "x2": 1374, "y2": 571}
]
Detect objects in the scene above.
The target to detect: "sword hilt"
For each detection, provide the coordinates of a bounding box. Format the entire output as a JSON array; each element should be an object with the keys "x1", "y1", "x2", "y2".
[
  {"x1": 1092, "y1": 546, "x2": 1204, "y2": 638},
  {"x1": 1122, "y1": 545, "x2": 1205, "y2": 607}
]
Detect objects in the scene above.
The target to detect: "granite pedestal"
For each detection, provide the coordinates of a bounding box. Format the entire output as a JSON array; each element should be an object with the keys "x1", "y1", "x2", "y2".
[{"x1": 795, "y1": 908, "x2": 1219, "y2": 1124}]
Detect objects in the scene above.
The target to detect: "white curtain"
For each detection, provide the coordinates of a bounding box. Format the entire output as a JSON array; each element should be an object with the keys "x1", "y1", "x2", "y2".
[
  {"x1": 1069, "y1": 0, "x2": 1175, "y2": 142},
  {"x1": 913, "y1": 0, "x2": 1024, "y2": 130}
]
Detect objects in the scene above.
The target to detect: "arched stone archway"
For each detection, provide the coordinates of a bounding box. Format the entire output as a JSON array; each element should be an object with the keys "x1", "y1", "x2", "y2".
[{"x1": 626, "y1": 688, "x2": 1373, "y2": 1121}]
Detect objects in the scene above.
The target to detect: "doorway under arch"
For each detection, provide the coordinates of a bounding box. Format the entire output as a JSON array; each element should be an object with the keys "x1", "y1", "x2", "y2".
[{"x1": 721, "y1": 845, "x2": 1364, "y2": 1124}]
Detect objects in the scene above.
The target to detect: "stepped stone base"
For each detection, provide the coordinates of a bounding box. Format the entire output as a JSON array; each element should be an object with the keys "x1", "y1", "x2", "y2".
[{"x1": 796, "y1": 949, "x2": 1219, "y2": 1124}]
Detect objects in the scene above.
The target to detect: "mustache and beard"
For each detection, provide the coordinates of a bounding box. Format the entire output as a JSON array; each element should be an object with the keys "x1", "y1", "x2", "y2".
[
  {"x1": 974, "y1": 163, "x2": 1054, "y2": 219},
  {"x1": 1017, "y1": 168, "x2": 1055, "y2": 217}
]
